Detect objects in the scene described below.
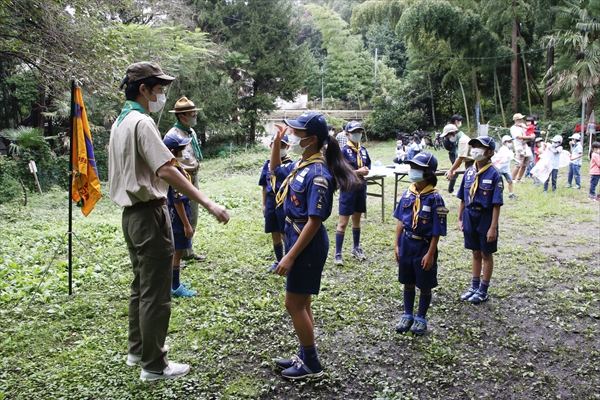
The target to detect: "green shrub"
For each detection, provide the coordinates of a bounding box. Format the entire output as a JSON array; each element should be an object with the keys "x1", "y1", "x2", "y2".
[{"x1": 0, "y1": 157, "x2": 23, "y2": 204}]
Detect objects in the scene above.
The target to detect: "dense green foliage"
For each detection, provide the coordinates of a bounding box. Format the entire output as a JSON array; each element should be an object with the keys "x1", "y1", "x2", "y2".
[{"x1": 0, "y1": 0, "x2": 599, "y2": 193}]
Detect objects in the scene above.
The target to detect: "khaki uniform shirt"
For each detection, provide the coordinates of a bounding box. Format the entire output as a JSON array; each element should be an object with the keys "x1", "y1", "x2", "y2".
[
  {"x1": 457, "y1": 132, "x2": 472, "y2": 161},
  {"x1": 165, "y1": 126, "x2": 200, "y2": 174},
  {"x1": 108, "y1": 111, "x2": 174, "y2": 207}
]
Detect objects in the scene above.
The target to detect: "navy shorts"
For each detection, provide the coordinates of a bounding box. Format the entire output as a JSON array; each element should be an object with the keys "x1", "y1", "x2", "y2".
[
  {"x1": 462, "y1": 208, "x2": 498, "y2": 254},
  {"x1": 338, "y1": 182, "x2": 367, "y2": 216},
  {"x1": 501, "y1": 172, "x2": 513, "y2": 183},
  {"x1": 285, "y1": 225, "x2": 328, "y2": 295},
  {"x1": 173, "y1": 231, "x2": 192, "y2": 251},
  {"x1": 397, "y1": 234, "x2": 438, "y2": 290},
  {"x1": 264, "y1": 208, "x2": 285, "y2": 233}
]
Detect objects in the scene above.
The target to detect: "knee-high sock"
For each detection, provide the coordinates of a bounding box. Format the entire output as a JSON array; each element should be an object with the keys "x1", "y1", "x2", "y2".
[
  {"x1": 403, "y1": 287, "x2": 416, "y2": 315},
  {"x1": 172, "y1": 265, "x2": 181, "y2": 290},
  {"x1": 273, "y1": 242, "x2": 284, "y2": 261},
  {"x1": 335, "y1": 231, "x2": 345, "y2": 254},
  {"x1": 352, "y1": 228, "x2": 361, "y2": 248},
  {"x1": 417, "y1": 290, "x2": 432, "y2": 318}
]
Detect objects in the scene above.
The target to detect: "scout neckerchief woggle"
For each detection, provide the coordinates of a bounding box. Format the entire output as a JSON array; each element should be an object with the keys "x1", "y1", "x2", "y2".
[
  {"x1": 408, "y1": 182, "x2": 436, "y2": 230},
  {"x1": 276, "y1": 153, "x2": 325, "y2": 208},
  {"x1": 347, "y1": 140, "x2": 363, "y2": 168},
  {"x1": 469, "y1": 160, "x2": 493, "y2": 203},
  {"x1": 269, "y1": 154, "x2": 293, "y2": 195}
]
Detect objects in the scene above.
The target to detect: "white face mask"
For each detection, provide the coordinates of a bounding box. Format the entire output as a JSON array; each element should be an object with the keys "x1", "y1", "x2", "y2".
[
  {"x1": 184, "y1": 116, "x2": 197, "y2": 127},
  {"x1": 456, "y1": 121, "x2": 462, "y2": 128},
  {"x1": 279, "y1": 149, "x2": 288, "y2": 158},
  {"x1": 145, "y1": 92, "x2": 167, "y2": 113},
  {"x1": 449, "y1": 136, "x2": 457, "y2": 143},
  {"x1": 349, "y1": 133, "x2": 362, "y2": 143},
  {"x1": 288, "y1": 133, "x2": 311, "y2": 155},
  {"x1": 471, "y1": 148, "x2": 487, "y2": 161},
  {"x1": 505, "y1": 142, "x2": 513, "y2": 148},
  {"x1": 175, "y1": 156, "x2": 185, "y2": 163},
  {"x1": 408, "y1": 169, "x2": 424, "y2": 183}
]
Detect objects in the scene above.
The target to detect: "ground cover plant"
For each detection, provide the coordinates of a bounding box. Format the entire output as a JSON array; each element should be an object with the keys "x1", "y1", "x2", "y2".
[{"x1": 0, "y1": 140, "x2": 598, "y2": 399}]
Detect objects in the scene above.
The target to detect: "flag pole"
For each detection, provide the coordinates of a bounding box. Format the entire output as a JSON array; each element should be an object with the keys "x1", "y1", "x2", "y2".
[{"x1": 68, "y1": 77, "x2": 75, "y2": 296}]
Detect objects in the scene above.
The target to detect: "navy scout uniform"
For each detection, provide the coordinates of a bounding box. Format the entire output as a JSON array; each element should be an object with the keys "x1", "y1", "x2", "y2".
[
  {"x1": 339, "y1": 143, "x2": 371, "y2": 215},
  {"x1": 167, "y1": 163, "x2": 193, "y2": 251},
  {"x1": 457, "y1": 161, "x2": 504, "y2": 254},
  {"x1": 281, "y1": 158, "x2": 333, "y2": 295},
  {"x1": 393, "y1": 189, "x2": 447, "y2": 290},
  {"x1": 259, "y1": 156, "x2": 296, "y2": 233}
]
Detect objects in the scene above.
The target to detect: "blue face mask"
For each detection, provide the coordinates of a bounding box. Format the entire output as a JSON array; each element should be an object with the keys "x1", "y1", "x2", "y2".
[{"x1": 408, "y1": 169, "x2": 424, "y2": 183}]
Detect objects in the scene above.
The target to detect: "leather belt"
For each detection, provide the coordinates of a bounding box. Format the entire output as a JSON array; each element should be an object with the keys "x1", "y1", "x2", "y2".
[{"x1": 127, "y1": 198, "x2": 167, "y2": 209}]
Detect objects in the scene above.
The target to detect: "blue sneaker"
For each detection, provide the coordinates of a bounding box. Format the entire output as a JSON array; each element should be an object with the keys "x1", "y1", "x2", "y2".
[
  {"x1": 395, "y1": 314, "x2": 414, "y2": 333},
  {"x1": 182, "y1": 282, "x2": 192, "y2": 288},
  {"x1": 409, "y1": 316, "x2": 427, "y2": 336},
  {"x1": 172, "y1": 284, "x2": 196, "y2": 298},
  {"x1": 275, "y1": 354, "x2": 301, "y2": 370},
  {"x1": 468, "y1": 290, "x2": 490, "y2": 304},
  {"x1": 267, "y1": 261, "x2": 278, "y2": 273},
  {"x1": 281, "y1": 358, "x2": 323, "y2": 380},
  {"x1": 460, "y1": 287, "x2": 478, "y2": 301}
]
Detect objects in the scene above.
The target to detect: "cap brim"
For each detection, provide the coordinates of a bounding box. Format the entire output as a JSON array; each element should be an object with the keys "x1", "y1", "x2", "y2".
[
  {"x1": 347, "y1": 128, "x2": 364, "y2": 133},
  {"x1": 168, "y1": 107, "x2": 202, "y2": 113},
  {"x1": 156, "y1": 73, "x2": 176, "y2": 82},
  {"x1": 284, "y1": 119, "x2": 307, "y2": 130},
  {"x1": 468, "y1": 138, "x2": 492, "y2": 148}
]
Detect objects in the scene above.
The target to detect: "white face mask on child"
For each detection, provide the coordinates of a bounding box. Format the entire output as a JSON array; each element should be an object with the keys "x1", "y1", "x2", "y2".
[
  {"x1": 471, "y1": 148, "x2": 487, "y2": 161},
  {"x1": 408, "y1": 169, "x2": 424, "y2": 183}
]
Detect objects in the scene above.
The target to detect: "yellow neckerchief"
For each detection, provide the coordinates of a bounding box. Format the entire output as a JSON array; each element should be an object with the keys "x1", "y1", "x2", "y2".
[
  {"x1": 173, "y1": 160, "x2": 192, "y2": 182},
  {"x1": 347, "y1": 140, "x2": 363, "y2": 168},
  {"x1": 408, "y1": 182, "x2": 437, "y2": 230},
  {"x1": 275, "y1": 153, "x2": 325, "y2": 208},
  {"x1": 269, "y1": 155, "x2": 293, "y2": 195},
  {"x1": 469, "y1": 160, "x2": 493, "y2": 203}
]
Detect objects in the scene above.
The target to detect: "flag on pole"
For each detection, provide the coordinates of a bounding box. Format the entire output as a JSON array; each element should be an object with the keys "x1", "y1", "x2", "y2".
[{"x1": 71, "y1": 87, "x2": 102, "y2": 216}]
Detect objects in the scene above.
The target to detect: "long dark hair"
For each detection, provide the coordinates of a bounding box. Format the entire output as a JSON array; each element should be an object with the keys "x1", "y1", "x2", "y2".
[{"x1": 321, "y1": 135, "x2": 362, "y2": 192}]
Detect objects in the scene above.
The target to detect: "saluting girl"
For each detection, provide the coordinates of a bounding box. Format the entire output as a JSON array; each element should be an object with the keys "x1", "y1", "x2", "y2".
[{"x1": 270, "y1": 112, "x2": 360, "y2": 380}]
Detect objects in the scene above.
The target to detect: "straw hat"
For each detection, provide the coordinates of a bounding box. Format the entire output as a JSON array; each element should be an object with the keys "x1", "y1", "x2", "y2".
[{"x1": 168, "y1": 97, "x2": 202, "y2": 113}]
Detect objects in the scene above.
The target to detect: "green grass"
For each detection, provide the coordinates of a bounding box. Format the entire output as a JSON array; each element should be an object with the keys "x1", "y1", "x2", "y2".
[{"x1": 0, "y1": 140, "x2": 598, "y2": 399}]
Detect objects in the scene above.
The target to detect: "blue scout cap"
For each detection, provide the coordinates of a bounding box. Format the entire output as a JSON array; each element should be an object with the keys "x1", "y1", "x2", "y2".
[
  {"x1": 163, "y1": 132, "x2": 192, "y2": 151},
  {"x1": 405, "y1": 151, "x2": 438, "y2": 172},
  {"x1": 270, "y1": 134, "x2": 289, "y2": 144},
  {"x1": 346, "y1": 121, "x2": 364, "y2": 133},
  {"x1": 284, "y1": 111, "x2": 328, "y2": 141},
  {"x1": 468, "y1": 136, "x2": 496, "y2": 151}
]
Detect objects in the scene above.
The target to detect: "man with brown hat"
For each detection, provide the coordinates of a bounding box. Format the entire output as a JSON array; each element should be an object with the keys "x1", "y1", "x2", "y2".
[
  {"x1": 167, "y1": 97, "x2": 205, "y2": 262},
  {"x1": 109, "y1": 62, "x2": 230, "y2": 381}
]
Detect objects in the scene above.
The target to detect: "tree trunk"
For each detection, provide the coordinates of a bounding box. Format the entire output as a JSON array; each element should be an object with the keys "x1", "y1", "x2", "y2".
[
  {"x1": 511, "y1": 8, "x2": 520, "y2": 112},
  {"x1": 458, "y1": 76, "x2": 471, "y2": 134},
  {"x1": 428, "y1": 73, "x2": 436, "y2": 127},
  {"x1": 545, "y1": 45, "x2": 554, "y2": 118},
  {"x1": 0, "y1": 58, "x2": 11, "y2": 129}
]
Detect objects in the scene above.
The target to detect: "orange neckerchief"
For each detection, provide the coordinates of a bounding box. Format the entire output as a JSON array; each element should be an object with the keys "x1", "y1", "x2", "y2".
[{"x1": 407, "y1": 182, "x2": 436, "y2": 230}]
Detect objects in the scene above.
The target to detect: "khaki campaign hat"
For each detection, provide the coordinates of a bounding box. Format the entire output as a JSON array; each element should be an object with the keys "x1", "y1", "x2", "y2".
[
  {"x1": 168, "y1": 97, "x2": 202, "y2": 113},
  {"x1": 126, "y1": 62, "x2": 175, "y2": 83}
]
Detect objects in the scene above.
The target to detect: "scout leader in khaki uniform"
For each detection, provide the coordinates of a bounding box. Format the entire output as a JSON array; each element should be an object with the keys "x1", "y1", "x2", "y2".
[
  {"x1": 166, "y1": 97, "x2": 205, "y2": 261},
  {"x1": 108, "y1": 62, "x2": 229, "y2": 382}
]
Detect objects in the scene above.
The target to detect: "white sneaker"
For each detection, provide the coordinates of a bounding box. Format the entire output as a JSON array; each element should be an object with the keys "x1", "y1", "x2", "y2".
[
  {"x1": 126, "y1": 345, "x2": 169, "y2": 367},
  {"x1": 140, "y1": 361, "x2": 190, "y2": 381}
]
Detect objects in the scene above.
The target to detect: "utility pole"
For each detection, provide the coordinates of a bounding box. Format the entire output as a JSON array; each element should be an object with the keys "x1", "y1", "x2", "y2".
[
  {"x1": 374, "y1": 47, "x2": 378, "y2": 92},
  {"x1": 321, "y1": 66, "x2": 324, "y2": 109}
]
